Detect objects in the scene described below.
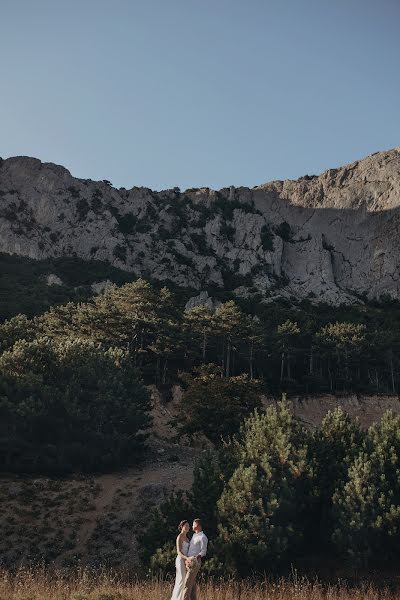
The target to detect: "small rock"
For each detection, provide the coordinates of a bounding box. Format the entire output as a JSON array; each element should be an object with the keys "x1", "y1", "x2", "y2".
[
  {"x1": 46, "y1": 273, "x2": 63, "y2": 286},
  {"x1": 91, "y1": 279, "x2": 113, "y2": 294}
]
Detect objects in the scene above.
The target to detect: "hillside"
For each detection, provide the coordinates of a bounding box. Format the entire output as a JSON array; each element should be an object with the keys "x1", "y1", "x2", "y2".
[
  {"x1": 1, "y1": 148, "x2": 400, "y2": 306},
  {"x1": 2, "y1": 150, "x2": 400, "y2": 574},
  {"x1": 1, "y1": 388, "x2": 400, "y2": 570}
]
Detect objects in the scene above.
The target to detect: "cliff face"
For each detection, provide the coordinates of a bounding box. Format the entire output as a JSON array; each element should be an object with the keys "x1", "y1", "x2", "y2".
[{"x1": 0, "y1": 148, "x2": 400, "y2": 305}]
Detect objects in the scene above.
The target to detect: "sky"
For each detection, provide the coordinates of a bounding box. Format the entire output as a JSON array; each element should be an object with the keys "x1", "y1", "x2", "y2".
[{"x1": 1, "y1": 0, "x2": 399, "y2": 191}]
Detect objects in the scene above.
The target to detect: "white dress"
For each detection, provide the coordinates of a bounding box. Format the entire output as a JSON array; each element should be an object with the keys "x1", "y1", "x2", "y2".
[{"x1": 170, "y1": 539, "x2": 189, "y2": 600}]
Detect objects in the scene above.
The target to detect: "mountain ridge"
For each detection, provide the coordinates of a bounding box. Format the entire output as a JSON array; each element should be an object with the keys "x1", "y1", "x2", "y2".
[
  {"x1": 1, "y1": 148, "x2": 400, "y2": 306},
  {"x1": 2, "y1": 146, "x2": 399, "y2": 204}
]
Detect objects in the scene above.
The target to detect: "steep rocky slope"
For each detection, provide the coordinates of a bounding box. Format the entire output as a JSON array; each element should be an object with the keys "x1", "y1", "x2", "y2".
[{"x1": 1, "y1": 148, "x2": 400, "y2": 305}]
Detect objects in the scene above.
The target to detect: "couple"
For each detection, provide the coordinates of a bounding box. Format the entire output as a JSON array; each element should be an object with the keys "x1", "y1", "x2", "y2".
[{"x1": 171, "y1": 518, "x2": 208, "y2": 600}]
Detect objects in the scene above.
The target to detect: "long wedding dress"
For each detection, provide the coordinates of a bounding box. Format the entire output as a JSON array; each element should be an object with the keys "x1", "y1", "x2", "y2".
[{"x1": 170, "y1": 539, "x2": 189, "y2": 600}]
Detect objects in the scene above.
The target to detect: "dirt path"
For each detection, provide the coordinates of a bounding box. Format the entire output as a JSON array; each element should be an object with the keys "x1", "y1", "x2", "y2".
[{"x1": 56, "y1": 452, "x2": 196, "y2": 566}]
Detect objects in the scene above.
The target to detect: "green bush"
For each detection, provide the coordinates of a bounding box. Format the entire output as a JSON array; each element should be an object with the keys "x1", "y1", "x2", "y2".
[
  {"x1": 138, "y1": 490, "x2": 191, "y2": 564},
  {"x1": 113, "y1": 244, "x2": 127, "y2": 262},
  {"x1": 117, "y1": 212, "x2": 137, "y2": 234},
  {"x1": 260, "y1": 224, "x2": 274, "y2": 251},
  {"x1": 275, "y1": 221, "x2": 292, "y2": 241}
]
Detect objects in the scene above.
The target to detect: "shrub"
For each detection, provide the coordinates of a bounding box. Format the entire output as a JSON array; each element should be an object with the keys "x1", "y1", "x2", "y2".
[
  {"x1": 67, "y1": 186, "x2": 81, "y2": 199},
  {"x1": 220, "y1": 222, "x2": 236, "y2": 243},
  {"x1": 113, "y1": 244, "x2": 127, "y2": 262},
  {"x1": 76, "y1": 198, "x2": 90, "y2": 220},
  {"x1": 178, "y1": 368, "x2": 262, "y2": 444},
  {"x1": 117, "y1": 212, "x2": 137, "y2": 235},
  {"x1": 260, "y1": 224, "x2": 274, "y2": 251},
  {"x1": 275, "y1": 221, "x2": 292, "y2": 241}
]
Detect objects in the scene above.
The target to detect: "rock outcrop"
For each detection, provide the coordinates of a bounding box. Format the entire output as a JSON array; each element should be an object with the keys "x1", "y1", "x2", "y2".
[
  {"x1": 45, "y1": 273, "x2": 63, "y2": 286},
  {"x1": 1, "y1": 148, "x2": 400, "y2": 305}
]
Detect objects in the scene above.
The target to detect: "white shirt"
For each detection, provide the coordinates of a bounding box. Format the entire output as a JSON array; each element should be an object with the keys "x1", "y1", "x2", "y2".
[{"x1": 188, "y1": 531, "x2": 208, "y2": 558}]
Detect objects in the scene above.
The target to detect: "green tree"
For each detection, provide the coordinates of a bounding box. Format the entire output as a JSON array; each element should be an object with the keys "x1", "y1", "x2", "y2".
[
  {"x1": 310, "y1": 407, "x2": 365, "y2": 548},
  {"x1": 214, "y1": 301, "x2": 247, "y2": 377},
  {"x1": 90, "y1": 279, "x2": 160, "y2": 362},
  {"x1": 217, "y1": 402, "x2": 312, "y2": 574},
  {"x1": 316, "y1": 322, "x2": 366, "y2": 391},
  {"x1": 178, "y1": 365, "x2": 262, "y2": 444},
  {"x1": 276, "y1": 320, "x2": 300, "y2": 383},
  {"x1": 246, "y1": 314, "x2": 264, "y2": 380},
  {"x1": 36, "y1": 301, "x2": 82, "y2": 340},
  {"x1": 138, "y1": 490, "x2": 192, "y2": 570},
  {"x1": 0, "y1": 314, "x2": 37, "y2": 351},
  {"x1": 189, "y1": 450, "x2": 225, "y2": 537},
  {"x1": 0, "y1": 337, "x2": 151, "y2": 473},
  {"x1": 332, "y1": 410, "x2": 400, "y2": 565},
  {"x1": 183, "y1": 304, "x2": 215, "y2": 363},
  {"x1": 148, "y1": 286, "x2": 182, "y2": 384},
  {"x1": 366, "y1": 328, "x2": 400, "y2": 394}
]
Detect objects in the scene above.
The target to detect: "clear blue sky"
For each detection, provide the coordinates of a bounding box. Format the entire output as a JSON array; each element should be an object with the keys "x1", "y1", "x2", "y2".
[{"x1": 1, "y1": 0, "x2": 399, "y2": 190}]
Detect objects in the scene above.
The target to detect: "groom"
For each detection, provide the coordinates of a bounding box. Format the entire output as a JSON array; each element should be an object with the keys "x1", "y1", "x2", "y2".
[{"x1": 182, "y1": 518, "x2": 208, "y2": 600}]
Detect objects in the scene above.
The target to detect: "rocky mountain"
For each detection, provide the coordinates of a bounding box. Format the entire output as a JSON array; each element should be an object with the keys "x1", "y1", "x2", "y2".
[{"x1": 1, "y1": 148, "x2": 400, "y2": 305}]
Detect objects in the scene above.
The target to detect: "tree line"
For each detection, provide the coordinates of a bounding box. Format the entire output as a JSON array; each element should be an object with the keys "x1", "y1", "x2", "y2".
[
  {"x1": 3, "y1": 278, "x2": 400, "y2": 393},
  {"x1": 2, "y1": 278, "x2": 400, "y2": 473}
]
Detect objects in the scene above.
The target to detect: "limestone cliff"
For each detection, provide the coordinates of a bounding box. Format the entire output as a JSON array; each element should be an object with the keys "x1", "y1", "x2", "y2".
[{"x1": 1, "y1": 148, "x2": 400, "y2": 305}]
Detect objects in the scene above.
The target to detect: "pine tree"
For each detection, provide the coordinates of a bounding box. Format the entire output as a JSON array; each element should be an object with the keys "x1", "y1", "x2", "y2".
[
  {"x1": 148, "y1": 286, "x2": 182, "y2": 384},
  {"x1": 214, "y1": 301, "x2": 247, "y2": 377},
  {"x1": 332, "y1": 410, "x2": 400, "y2": 565},
  {"x1": 138, "y1": 490, "x2": 191, "y2": 567},
  {"x1": 92, "y1": 279, "x2": 160, "y2": 362},
  {"x1": 217, "y1": 401, "x2": 312, "y2": 574},
  {"x1": 0, "y1": 314, "x2": 37, "y2": 351},
  {"x1": 245, "y1": 314, "x2": 264, "y2": 380},
  {"x1": 178, "y1": 366, "x2": 262, "y2": 444},
  {"x1": 189, "y1": 450, "x2": 224, "y2": 537},
  {"x1": 310, "y1": 407, "x2": 365, "y2": 548},
  {"x1": 183, "y1": 304, "x2": 215, "y2": 364},
  {"x1": 276, "y1": 320, "x2": 300, "y2": 384},
  {"x1": 316, "y1": 322, "x2": 366, "y2": 391}
]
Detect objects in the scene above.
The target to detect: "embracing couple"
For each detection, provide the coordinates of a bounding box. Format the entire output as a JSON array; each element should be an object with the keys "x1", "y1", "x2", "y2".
[{"x1": 171, "y1": 518, "x2": 208, "y2": 600}]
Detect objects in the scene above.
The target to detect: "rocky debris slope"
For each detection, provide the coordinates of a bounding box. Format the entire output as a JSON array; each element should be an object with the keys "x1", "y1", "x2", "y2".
[{"x1": 0, "y1": 148, "x2": 400, "y2": 305}]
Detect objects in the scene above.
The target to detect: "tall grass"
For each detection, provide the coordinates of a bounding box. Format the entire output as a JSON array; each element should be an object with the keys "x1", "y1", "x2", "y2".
[{"x1": 0, "y1": 567, "x2": 398, "y2": 600}]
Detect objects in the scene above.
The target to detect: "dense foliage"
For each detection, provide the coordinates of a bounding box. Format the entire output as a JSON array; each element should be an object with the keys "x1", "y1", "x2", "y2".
[
  {"x1": 2, "y1": 275, "x2": 400, "y2": 476},
  {"x1": 141, "y1": 403, "x2": 400, "y2": 575},
  {"x1": 178, "y1": 366, "x2": 262, "y2": 443},
  {"x1": 3, "y1": 275, "x2": 400, "y2": 394},
  {"x1": 0, "y1": 337, "x2": 151, "y2": 473},
  {"x1": 0, "y1": 253, "x2": 135, "y2": 320}
]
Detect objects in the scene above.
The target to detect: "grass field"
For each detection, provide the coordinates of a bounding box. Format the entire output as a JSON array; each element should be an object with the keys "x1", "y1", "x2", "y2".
[{"x1": 0, "y1": 568, "x2": 399, "y2": 600}]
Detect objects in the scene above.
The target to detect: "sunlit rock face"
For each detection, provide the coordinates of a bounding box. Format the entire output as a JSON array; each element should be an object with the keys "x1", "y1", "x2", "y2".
[{"x1": 1, "y1": 148, "x2": 400, "y2": 305}]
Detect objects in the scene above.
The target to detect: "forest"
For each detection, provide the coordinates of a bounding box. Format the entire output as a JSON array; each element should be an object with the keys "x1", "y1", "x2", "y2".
[
  {"x1": 1, "y1": 278, "x2": 400, "y2": 573},
  {"x1": 2, "y1": 277, "x2": 400, "y2": 472}
]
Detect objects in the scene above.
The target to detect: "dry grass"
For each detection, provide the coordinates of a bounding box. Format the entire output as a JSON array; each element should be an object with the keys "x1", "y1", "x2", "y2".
[
  {"x1": 0, "y1": 453, "x2": 194, "y2": 570},
  {"x1": 0, "y1": 568, "x2": 398, "y2": 600}
]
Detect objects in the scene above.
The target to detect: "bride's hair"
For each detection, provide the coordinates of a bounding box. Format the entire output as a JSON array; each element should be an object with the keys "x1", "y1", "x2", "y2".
[{"x1": 178, "y1": 520, "x2": 188, "y2": 532}]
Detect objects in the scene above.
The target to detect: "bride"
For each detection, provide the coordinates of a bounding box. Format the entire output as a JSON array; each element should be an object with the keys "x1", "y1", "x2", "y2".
[{"x1": 170, "y1": 520, "x2": 190, "y2": 600}]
